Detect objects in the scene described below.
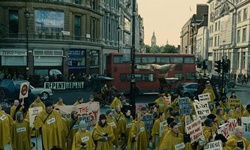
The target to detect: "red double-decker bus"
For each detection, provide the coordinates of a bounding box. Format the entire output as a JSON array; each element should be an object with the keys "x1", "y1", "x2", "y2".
[{"x1": 105, "y1": 53, "x2": 196, "y2": 94}]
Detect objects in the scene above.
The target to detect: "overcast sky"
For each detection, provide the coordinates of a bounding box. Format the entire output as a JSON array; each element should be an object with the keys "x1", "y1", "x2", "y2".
[{"x1": 137, "y1": 0, "x2": 208, "y2": 47}]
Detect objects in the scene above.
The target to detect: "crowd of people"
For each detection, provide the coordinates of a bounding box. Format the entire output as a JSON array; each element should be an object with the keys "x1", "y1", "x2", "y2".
[{"x1": 1, "y1": 81, "x2": 250, "y2": 150}]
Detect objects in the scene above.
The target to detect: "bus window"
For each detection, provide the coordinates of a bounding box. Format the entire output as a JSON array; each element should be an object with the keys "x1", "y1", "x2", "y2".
[
  {"x1": 148, "y1": 56, "x2": 156, "y2": 63},
  {"x1": 186, "y1": 72, "x2": 196, "y2": 80},
  {"x1": 174, "y1": 73, "x2": 184, "y2": 81},
  {"x1": 142, "y1": 74, "x2": 156, "y2": 81},
  {"x1": 171, "y1": 57, "x2": 183, "y2": 63},
  {"x1": 135, "y1": 56, "x2": 141, "y2": 63},
  {"x1": 114, "y1": 56, "x2": 122, "y2": 64},
  {"x1": 156, "y1": 56, "x2": 170, "y2": 64},
  {"x1": 120, "y1": 74, "x2": 127, "y2": 81},
  {"x1": 184, "y1": 57, "x2": 195, "y2": 63}
]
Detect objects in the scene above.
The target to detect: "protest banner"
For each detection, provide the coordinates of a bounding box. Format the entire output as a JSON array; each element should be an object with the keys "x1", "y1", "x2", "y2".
[
  {"x1": 204, "y1": 140, "x2": 223, "y2": 150},
  {"x1": 198, "y1": 93, "x2": 211, "y2": 102},
  {"x1": 193, "y1": 101, "x2": 211, "y2": 122},
  {"x1": 228, "y1": 98, "x2": 241, "y2": 110},
  {"x1": 136, "y1": 103, "x2": 147, "y2": 113},
  {"x1": 178, "y1": 97, "x2": 191, "y2": 115},
  {"x1": 159, "y1": 120, "x2": 168, "y2": 137},
  {"x1": 29, "y1": 107, "x2": 43, "y2": 127},
  {"x1": 217, "y1": 119, "x2": 238, "y2": 138},
  {"x1": 185, "y1": 119, "x2": 203, "y2": 143},
  {"x1": 242, "y1": 117, "x2": 250, "y2": 133},
  {"x1": 54, "y1": 102, "x2": 100, "y2": 125}
]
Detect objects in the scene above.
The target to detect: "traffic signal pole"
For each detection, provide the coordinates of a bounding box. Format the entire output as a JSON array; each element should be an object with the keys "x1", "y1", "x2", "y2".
[{"x1": 221, "y1": 58, "x2": 225, "y2": 95}]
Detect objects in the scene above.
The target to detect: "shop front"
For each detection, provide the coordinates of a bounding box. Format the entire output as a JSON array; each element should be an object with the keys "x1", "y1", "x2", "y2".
[{"x1": 0, "y1": 49, "x2": 28, "y2": 79}]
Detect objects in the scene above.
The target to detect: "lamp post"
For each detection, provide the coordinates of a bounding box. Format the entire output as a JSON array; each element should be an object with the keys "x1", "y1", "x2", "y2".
[
  {"x1": 117, "y1": 26, "x2": 121, "y2": 52},
  {"x1": 24, "y1": 10, "x2": 30, "y2": 77},
  {"x1": 130, "y1": 0, "x2": 136, "y2": 118}
]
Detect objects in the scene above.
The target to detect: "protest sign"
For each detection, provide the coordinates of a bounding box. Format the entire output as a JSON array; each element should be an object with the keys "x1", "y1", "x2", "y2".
[
  {"x1": 29, "y1": 107, "x2": 43, "y2": 127},
  {"x1": 185, "y1": 119, "x2": 203, "y2": 143},
  {"x1": 198, "y1": 93, "x2": 211, "y2": 102},
  {"x1": 142, "y1": 114, "x2": 154, "y2": 132},
  {"x1": 19, "y1": 82, "x2": 29, "y2": 99},
  {"x1": 54, "y1": 102, "x2": 100, "y2": 125},
  {"x1": 204, "y1": 140, "x2": 223, "y2": 150},
  {"x1": 228, "y1": 98, "x2": 241, "y2": 110},
  {"x1": 159, "y1": 120, "x2": 168, "y2": 137},
  {"x1": 193, "y1": 101, "x2": 211, "y2": 122},
  {"x1": 217, "y1": 119, "x2": 238, "y2": 138},
  {"x1": 242, "y1": 117, "x2": 250, "y2": 133},
  {"x1": 178, "y1": 97, "x2": 191, "y2": 115}
]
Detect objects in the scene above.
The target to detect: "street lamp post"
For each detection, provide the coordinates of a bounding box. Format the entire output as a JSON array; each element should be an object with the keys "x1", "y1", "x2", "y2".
[
  {"x1": 24, "y1": 10, "x2": 30, "y2": 77},
  {"x1": 130, "y1": 0, "x2": 136, "y2": 118}
]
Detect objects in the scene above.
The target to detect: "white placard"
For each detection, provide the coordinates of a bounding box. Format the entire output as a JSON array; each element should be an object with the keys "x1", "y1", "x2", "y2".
[
  {"x1": 242, "y1": 117, "x2": 250, "y2": 133},
  {"x1": 198, "y1": 93, "x2": 211, "y2": 102},
  {"x1": 204, "y1": 140, "x2": 223, "y2": 150},
  {"x1": 29, "y1": 107, "x2": 43, "y2": 127},
  {"x1": 159, "y1": 120, "x2": 168, "y2": 137},
  {"x1": 193, "y1": 101, "x2": 211, "y2": 122},
  {"x1": 19, "y1": 82, "x2": 29, "y2": 99},
  {"x1": 185, "y1": 119, "x2": 203, "y2": 143}
]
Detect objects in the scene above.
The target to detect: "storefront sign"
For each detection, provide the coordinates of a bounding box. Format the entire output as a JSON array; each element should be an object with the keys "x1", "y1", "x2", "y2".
[
  {"x1": 0, "y1": 50, "x2": 27, "y2": 56},
  {"x1": 44, "y1": 82, "x2": 84, "y2": 90}
]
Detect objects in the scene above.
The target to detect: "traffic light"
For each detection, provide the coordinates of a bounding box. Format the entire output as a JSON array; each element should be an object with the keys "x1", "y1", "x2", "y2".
[
  {"x1": 223, "y1": 59, "x2": 230, "y2": 73},
  {"x1": 214, "y1": 60, "x2": 221, "y2": 73},
  {"x1": 202, "y1": 60, "x2": 208, "y2": 70}
]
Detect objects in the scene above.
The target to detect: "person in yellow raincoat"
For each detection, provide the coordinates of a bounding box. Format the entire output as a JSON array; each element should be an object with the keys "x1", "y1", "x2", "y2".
[
  {"x1": 224, "y1": 107, "x2": 233, "y2": 122},
  {"x1": 71, "y1": 120, "x2": 95, "y2": 150},
  {"x1": 127, "y1": 112, "x2": 148, "y2": 150},
  {"x1": 232, "y1": 105, "x2": 242, "y2": 125},
  {"x1": 113, "y1": 106, "x2": 126, "y2": 142},
  {"x1": 203, "y1": 118, "x2": 217, "y2": 142},
  {"x1": 243, "y1": 104, "x2": 250, "y2": 117},
  {"x1": 74, "y1": 97, "x2": 84, "y2": 105},
  {"x1": 202, "y1": 83, "x2": 216, "y2": 102},
  {"x1": 216, "y1": 108, "x2": 226, "y2": 125},
  {"x1": 11, "y1": 112, "x2": 31, "y2": 150},
  {"x1": 0, "y1": 105, "x2": 13, "y2": 150},
  {"x1": 124, "y1": 109, "x2": 133, "y2": 146},
  {"x1": 54, "y1": 97, "x2": 66, "y2": 106},
  {"x1": 29, "y1": 95, "x2": 45, "y2": 109},
  {"x1": 105, "y1": 109, "x2": 119, "y2": 147},
  {"x1": 110, "y1": 94, "x2": 123, "y2": 109},
  {"x1": 34, "y1": 101, "x2": 65, "y2": 150},
  {"x1": 158, "y1": 121, "x2": 192, "y2": 150},
  {"x1": 151, "y1": 112, "x2": 165, "y2": 149},
  {"x1": 10, "y1": 100, "x2": 24, "y2": 120},
  {"x1": 66, "y1": 111, "x2": 79, "y2": 150},
  {"x1": 154, "y1": 93, "x2": 169, "y2": 113},
  {"x1": 92, "y1": 114, "x2": 115, "y2": 150},
  {"x1": 226, "y1": 126, "x2": 250, "y2": 149}
]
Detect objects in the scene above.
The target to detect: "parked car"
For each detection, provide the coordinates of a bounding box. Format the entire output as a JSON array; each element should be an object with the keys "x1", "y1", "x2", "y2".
[
  {"x1": 0, "y1": 79, "x2": 53, "y2": 114},
  {"x1": 176, "y1": 82, "x2": 198, "y2": 97},
  {"x1": 30, "y1": 85, "x2": 53, "y2": 100}
]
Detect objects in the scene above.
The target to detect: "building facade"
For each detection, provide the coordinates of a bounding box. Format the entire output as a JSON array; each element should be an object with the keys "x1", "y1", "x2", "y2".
[
  {"x1": 0, "y1": 0, "x2": 145, "y2": 78},
  {"x1": 207, "y1": 0, "x2": 250, "y2": 76}
]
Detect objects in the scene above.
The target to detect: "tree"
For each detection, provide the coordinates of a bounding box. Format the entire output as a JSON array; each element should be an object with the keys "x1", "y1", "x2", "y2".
[
  {"x1": 161, "y1": 44, "x2": 179, "y2": 53},
  {"x1": 145, "y1": 45, "x2": 151, "y2": 53}
]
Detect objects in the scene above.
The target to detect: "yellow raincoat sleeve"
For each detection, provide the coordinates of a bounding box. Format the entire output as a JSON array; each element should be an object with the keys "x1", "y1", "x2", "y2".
[{"x1": 0, "y1": 111, "x2": 13, "y2": 149}]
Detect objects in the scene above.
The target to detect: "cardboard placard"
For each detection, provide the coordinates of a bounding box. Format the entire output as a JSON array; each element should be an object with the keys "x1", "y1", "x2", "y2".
[
  {"x1": 29, "y1": 107, "x2": 43, "y2": 127},
  {"x1": 159, "y1": 120, "x2": 168, "y2": 137},
  {"x1": 228, "y1": 98, "x2": 241, "y2": 110},
  {"x1": 217, "y1": 119, "x2": 238, "y2": 138},
  {"x1": 185, "y1": 119, "x2": 203, "y2": 143},
  {"x1": 193, "y1": 101, "x2": 211, "y2": 122},
  {"x1": 178, "y1": 97, "x2": 191, "y2": 115},
  {"x1": 19, "y1": 82, "x2": 29, "y2": 99},
  {"x1": 198, "y1": 93, "x2": 211, "y2": 102},
  {"x1": 204, "y1": 140, "x2": 223, "y2": 150},
  {"x1": 241, "y1": 117, "x2": 250, "y2": 133}
]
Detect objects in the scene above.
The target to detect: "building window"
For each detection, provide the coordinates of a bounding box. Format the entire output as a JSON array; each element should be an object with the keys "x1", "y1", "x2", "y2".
[
  {"x1": 242, "y1": 52, "x2": 246, "y2": 69},
  {"x1": 242, "y1": 28, "x2": 246, "y2": 42},
  {"x1": 243, "y1": 8, "x2": 248, "y2": 20},
  {"x1": 90, "y1": 17, "x2": 97, "y2": 39},
  {"x1": 9, "y1": 10, "x2": 18, "y2": 34},
  {"x1": 238, "y1": 10, "x2": 241, "y2": 22},
  {"x1": 91, "y1": 0, "x2": 97, "y2": 10},
  {"x1": 74, "y1": 16, "x2": 81, "y2": 36},
  {"x1": 214, "y1": 36, "x2": 217, "y2": 46},
  {"x1": 75, "y1": 0, "x2": 81, "y2": 4},
  {"x1": 237, "y1": 29, "x2": 241, "y2": 43},
  {"x1": 215, "y1": 22, "x2": 217, "y2": 31}
]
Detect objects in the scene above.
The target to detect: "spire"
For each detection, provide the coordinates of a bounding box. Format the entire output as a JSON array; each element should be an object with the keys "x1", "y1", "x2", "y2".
[{"x1": 151, "y1": 31, "x2": 156, "y2": 47}]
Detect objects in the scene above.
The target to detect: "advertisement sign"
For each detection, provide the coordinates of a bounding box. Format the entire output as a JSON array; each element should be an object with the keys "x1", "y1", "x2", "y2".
[
  {"x1": 19, "y1": 82, "x2": 29, "y2": 99},
  {"x1": 54, "y1": 102, "x2": 100, "y2": 125}
]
